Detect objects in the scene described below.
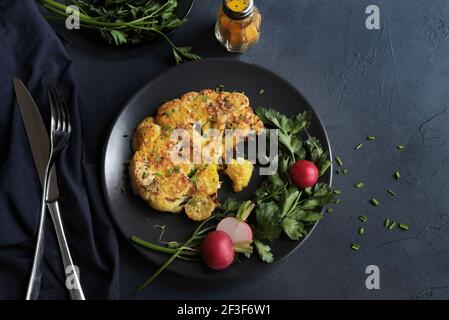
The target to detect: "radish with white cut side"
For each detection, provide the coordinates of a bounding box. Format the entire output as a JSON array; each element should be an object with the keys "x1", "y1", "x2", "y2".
[
  {"x1": 217, "y1": 217, "x2": 253, "y2": 243},
  {"x1": 216, "y1": 201, "x2": 255, "y2": 244}
]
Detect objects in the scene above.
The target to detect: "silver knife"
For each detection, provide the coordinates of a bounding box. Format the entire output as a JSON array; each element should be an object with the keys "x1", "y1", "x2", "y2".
[{"x1": 13, "y1": 78, "x2": 85, "y2": 300}]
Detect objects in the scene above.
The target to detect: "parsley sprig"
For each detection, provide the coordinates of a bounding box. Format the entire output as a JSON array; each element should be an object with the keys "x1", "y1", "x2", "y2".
[{"x1": 250, "y1": 108, "x2": 336, "y2": 261}]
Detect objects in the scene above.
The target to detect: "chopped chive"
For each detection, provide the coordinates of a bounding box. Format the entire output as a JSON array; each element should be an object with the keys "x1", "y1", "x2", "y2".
[
  {"x1": 355, "y1": 182, "x2": 365, "y2": 189},
  {"x1": 384, "y1": 218, "x2": 390, "y2": 228},
  {"x1": 370, "y1": 198, "x2": 380, "y2": 206},
  {"x1": 142, "y1": 172, "x2": 147, "y2": 179},
  {"x1": 387, "y1": 189, "x2": 397, "y2": 196},
  {"x1": 334, "y1": 190, "x2": 342, "y2": 195},
  {"x1": 335, "y1": 157, "x2": 343, "y2": 166},
  {"x1": 259, "y1": 89, "x2": 265, "y2": 95},
  {"x1": 397, "y1": 145, "x2": 404, "y2": 150},
  {"x1": 351, "y1": 243, "x2": 360, "y2": 251},
  {"x1": 367, "y1": 136, "x2": 376, "y2": 140},
  {"x1": 388, "y1": 221, "x2": 397, "y2": 230},
  {"x1": 399, "y1": 223, "x2": 409, "y2": 231},
  {"x1": 355, "y1": 143, "x2": 363, "y2": 150},
  {"x1": 326, "y1": 208, "x2": 334, "y2": 213},
  {"x1": 122, "y1": 134, "x2": 128, "y2": 138},
  {"x1": 359, "y1": 227, "x2": 365, "y2": 235},
  {"x1": 336, "y1": 199, "x2": 341, "y2": 204},
  {"x1": 394, "y1": 171, "x2": 401, "y2": 179},
  {"x1": 343, "y1": 169, "x2": 349, "y2": 174},
  {"x1": 359, "y1": 215, "x2": 368, "y2": 222}
]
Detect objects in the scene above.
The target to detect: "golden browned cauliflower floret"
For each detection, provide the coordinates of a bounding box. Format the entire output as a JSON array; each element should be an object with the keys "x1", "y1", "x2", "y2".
[
  {"x1": 195, "y1": 164, "x2": 220, "y2": 195},
  {"x1": 147, "y1": 173, "x2": 195, "y2": 213},
  {"x1": 131, "y1": 117, "x2": 161, "y2": 152},
  {"x1": 225, "y1": 158, "x2": 254, "y2": 192},
  {"x1": 184, "y1": 193, "x2": 217, "y2": 221}
]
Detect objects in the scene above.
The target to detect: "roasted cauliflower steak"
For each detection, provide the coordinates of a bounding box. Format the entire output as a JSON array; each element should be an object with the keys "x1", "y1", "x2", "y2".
[{"x1": 129, "y1": 89, "x2": 264, "y2": 221}]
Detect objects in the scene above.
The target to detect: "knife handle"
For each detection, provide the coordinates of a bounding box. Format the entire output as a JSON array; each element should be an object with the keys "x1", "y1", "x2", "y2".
[
  {"x1": 26, "y1": 179, "x2": 48, "y2": 300},
  {"x1": 47, "y1": 201, "x2": 86, "y2": 300}
]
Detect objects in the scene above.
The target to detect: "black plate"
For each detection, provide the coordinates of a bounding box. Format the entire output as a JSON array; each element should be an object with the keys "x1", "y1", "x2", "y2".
[{"x1": 102, "y1": 58, "x2": 333, "y2": 281}]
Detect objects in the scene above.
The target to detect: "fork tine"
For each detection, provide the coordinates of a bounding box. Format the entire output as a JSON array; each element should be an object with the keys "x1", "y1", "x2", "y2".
[
  {"x1": 48, "y1": 88, "x2": 57, "y2": 134},
  {"x1": 56, "y1": 86, "x2": 71, "y2": 136},
  {"x1": 57, "y1": 86, "x2": 72, "y2": 135},
  {"x1": 53, "y1": 87, "x2": 62, "y2": 133},
  {"x1": 57, "y1": 88, "x2": 67, "y2": 134},
  {"x1": 55, "y1": 87, "x2": 66, "y2": 133},
  {"x1": 51, "y1": 87, "x2": 61, "y2": 133},
  {"x1": 48, "y1": 85, "x2": 72, "y2": 153},
  {"x1": 65, "y1": 100, "x2": 72, "y2": 135}
]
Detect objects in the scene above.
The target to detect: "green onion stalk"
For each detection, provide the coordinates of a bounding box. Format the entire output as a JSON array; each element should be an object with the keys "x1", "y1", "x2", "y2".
[{"x1": 132, "y1": 214, "x2": 219, "y2": 290}]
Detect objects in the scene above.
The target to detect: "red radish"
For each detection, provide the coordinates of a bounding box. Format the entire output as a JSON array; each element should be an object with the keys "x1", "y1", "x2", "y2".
[
  {"x1": 217, "y1": 217, "x2": 253, "y2": 243},
  {"x1": 289, "y1": 160, "x2": 319, "y2": 188},
  {"x1": 201, "y1": 231, "x2": 235, "y2": 270},
  {"x1": 216, "y1": 201, "x2": 255, "y2": 244}
]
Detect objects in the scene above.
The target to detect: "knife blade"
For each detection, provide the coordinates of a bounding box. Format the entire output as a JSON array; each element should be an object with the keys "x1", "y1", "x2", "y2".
[{"x1": 13, "y1": 78, "x2": 59, "y2": 202}]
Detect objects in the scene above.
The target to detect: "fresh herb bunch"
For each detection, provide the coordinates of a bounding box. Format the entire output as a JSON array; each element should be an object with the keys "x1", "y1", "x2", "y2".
[
  {"x1": 249, "y1": 108, "x2": 336, "y2": 262},
  {"x1": 38, "y1": 0, "x2": 200, "y2": 64}
]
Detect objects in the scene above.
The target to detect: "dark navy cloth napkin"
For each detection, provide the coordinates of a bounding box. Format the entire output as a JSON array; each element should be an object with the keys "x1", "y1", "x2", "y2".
[{"x1": 0, "y1": 0, "x2": 119, "y2": 299}]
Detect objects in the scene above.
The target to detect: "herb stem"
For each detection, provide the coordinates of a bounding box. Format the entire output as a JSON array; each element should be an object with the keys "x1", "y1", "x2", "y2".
[
  {"x1": 195, "y1": 225, "x2": 216, "y2": 236},
  {"x1": 388, "y1": 221, "x2": 397, "y2": 230},
  {"x1": 137, "y1": 215, "x2": 215, "y2": 290},
  {"x1": 387, "y1": 189, "x2": 397, "y2": 196},
  {"x1": 132, "y1": 236, "x2": 198, "y2": 256},
  {"x1": 355, "y1": 182, "x2": 364, "y2": 189},
  {"x1": 137, "y1": 246, "x2": 184, "y2": 290},
  {"x1": 335, "y1": 157, "x2": 343, "y2": 166},
  {"x1": 42, "y1": 0, "x2": 92, "y2": 20}
]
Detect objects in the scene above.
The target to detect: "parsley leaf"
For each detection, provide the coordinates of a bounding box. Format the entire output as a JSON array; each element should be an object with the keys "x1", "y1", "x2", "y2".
[
  {"x1": 268, "y1": 172, "x2": 285, "y2": 189},
  {"x1": 302, "y1": 212, "x2": 323, "y2": 223},
  {"x1": 219, "y1": 198, "x2": 242, "y2": 214},
  {"x1": 279, "y1": 131, "x2": 306, "y2": 159},
  {"x1": 281, "y1": 218, "x2": 305, "y2": 240},
  {"x1": 300, "y1": 183, "x2": 336, "y2": 210},
  {"x1": 253, "y1": 239, "x2": 274, "y2": 263},
  {"x1": 281, "y1": 186, "x2": 301, "y2": 218},
  {"x1": 110, "y1": 30, "x2": 127, "y2": 45},
  {"x1": 305, "y1": 136, "x2": 331, "y2": 176},
  {"x1": 255, "y1": 202, "x2": 282, "y2": 242},
  {"x1": 255, "y1": 108, "x2": 311, "y2": 135}
]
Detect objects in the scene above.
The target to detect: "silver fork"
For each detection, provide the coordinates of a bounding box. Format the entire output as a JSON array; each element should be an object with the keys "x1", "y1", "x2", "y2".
[{"x1": 26, "y1": 87, "x2": 81, "y2": 300}]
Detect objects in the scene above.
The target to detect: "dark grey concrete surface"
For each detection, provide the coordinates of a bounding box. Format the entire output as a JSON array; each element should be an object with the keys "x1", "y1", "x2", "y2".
[{"x1": 66, "y1": 0, "x2": 449, "y2": 299}]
